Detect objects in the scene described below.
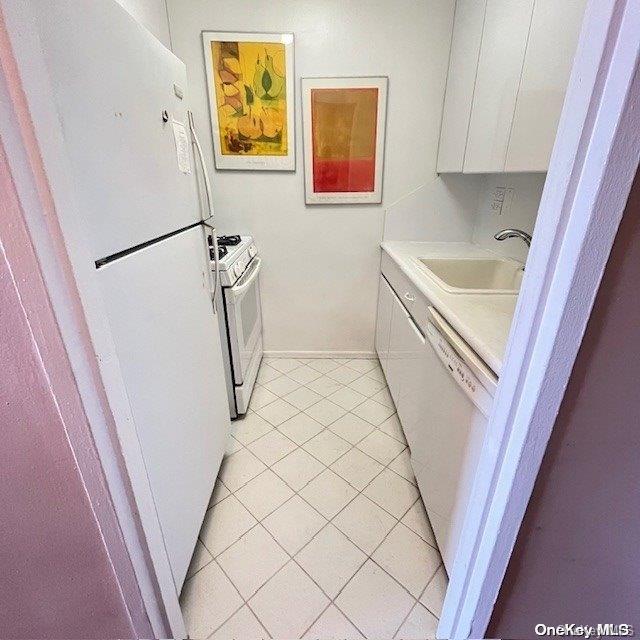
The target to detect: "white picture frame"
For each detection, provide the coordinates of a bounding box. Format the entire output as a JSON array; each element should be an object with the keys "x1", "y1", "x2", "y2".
[
  {"x1": 202, "y1": 31, "x2": 295, "y2": 171},
  {"x1": 301, "y1": 76, "x2": 388, "y2": 204}
]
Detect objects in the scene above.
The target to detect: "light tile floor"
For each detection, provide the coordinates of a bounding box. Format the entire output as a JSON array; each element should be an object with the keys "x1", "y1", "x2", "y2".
[{"x1": 180, "y1": 357, "x2": 448, "y2": 639}]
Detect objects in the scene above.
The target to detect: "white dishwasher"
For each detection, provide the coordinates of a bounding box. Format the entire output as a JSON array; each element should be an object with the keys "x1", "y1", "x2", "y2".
[{"x1": 410, "y1": 307, "x2": 498, "y2": 574}]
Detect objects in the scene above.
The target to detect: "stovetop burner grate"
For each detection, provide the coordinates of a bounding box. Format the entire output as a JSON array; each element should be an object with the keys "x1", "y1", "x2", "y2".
[
  {"x1": 210, "y1": 245, "x2": 228, "y2": 260},
  {"x1": 218, "y1": 235, "x2": 242, "y2": 246}
]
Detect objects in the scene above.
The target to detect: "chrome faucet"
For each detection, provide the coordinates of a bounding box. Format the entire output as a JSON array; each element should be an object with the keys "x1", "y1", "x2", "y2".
[{"x1": 494, "y1": 228, "x2": 532, "y2": 248}]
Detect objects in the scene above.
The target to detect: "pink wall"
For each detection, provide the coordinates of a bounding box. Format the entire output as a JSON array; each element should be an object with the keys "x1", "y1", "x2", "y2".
[
  {"x1": 0, "y1": 142, "x2": 139, "y2": 636},
  {"x1": 488, "y1": 168, "x2": 640, "y2": 637}
]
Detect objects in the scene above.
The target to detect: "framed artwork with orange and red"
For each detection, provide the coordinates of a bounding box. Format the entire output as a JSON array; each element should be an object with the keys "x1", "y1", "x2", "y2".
[
  {"x1": 301, "y1": 77, "x2": 388, "y2": 204},
  {"x1": 202, "y1": 32, "x2": 295, "y2": 171}
]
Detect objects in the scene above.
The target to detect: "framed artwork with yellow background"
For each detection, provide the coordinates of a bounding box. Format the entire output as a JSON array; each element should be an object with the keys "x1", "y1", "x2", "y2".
[
  {"x1": 302, "y1": 77, "x2": 388, "y2": 204},
  {"x1": 202, "y1": 32, "x2": 295, "y2": 171}
]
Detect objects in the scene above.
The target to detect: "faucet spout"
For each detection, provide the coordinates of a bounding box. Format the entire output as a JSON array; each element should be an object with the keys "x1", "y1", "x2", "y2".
[{"x1": 494, "y1": 228, "x2": 532, "y2": 248}]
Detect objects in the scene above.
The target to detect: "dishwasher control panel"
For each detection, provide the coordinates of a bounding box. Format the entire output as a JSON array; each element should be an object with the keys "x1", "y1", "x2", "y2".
[{"x1": 426, "y1": 321, "x2": 493, "y2": 417}]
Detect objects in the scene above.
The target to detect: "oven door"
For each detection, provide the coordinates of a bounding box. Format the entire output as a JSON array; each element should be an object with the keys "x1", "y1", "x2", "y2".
[{"x1": 224, "y1": 256, "x2": 263, "y2": 385}]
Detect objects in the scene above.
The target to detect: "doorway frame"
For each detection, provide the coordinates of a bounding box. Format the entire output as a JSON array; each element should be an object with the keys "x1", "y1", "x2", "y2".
[{"x1": 439, "y1": 0, "x2": 640, "y2": 637}]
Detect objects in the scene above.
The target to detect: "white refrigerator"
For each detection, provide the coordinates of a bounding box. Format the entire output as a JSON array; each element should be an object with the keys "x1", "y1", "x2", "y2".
[{"x1": 32, "y1": 1, "x2": 230, "y2": 587}]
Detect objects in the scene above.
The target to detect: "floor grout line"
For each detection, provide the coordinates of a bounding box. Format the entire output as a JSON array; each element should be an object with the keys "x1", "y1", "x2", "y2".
[
  {"x1": 184, "y1": 357, "x2": 445, "y2": 639},
  {"x1": 258, "y1": 363, "x2": 388, "y2": 415},
  {"x1": 250, "y1": 441, "x2": 424, "y2": 617},
  {"x1": 299, "y1": 600, "x2": 335, "y2": 639},
  {"x1": 202, "y1": 557, "x2": 248, "y2": 638},
  {"x1": 198, "y1": 456, "x2": 433, "y2": 580},
  {"x1": 225, "y1": 401, "x2": 412, "y2": 507},
  {"x1": 416, "y1": 565, "x2": 445, "y2": 620},
  {"x1": 391, "y1": 562, "x2": 444, "y2": 638},
  {"x1": 203, "y1": 407, "x2": 422, "y2": 559},
  {"x1": 392, "y1": 599, "x2": 420, "y2": 639},
  {"x1": 243, "y1": 599, "x2": 273, "y2": 639}
]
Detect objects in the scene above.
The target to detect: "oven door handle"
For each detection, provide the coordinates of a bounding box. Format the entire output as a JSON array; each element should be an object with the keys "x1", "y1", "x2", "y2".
[{"x1": 229, "y1": 257, "x2": 262, "y2": 301}]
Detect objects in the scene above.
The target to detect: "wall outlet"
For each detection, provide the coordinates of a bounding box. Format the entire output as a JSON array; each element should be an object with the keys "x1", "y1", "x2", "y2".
[
  {"x1": 490, "y1": 186, "x2": 514, "y2": 216},
  {"x1": 491, "y1": 187, "x2": 506, "y2": 213}
]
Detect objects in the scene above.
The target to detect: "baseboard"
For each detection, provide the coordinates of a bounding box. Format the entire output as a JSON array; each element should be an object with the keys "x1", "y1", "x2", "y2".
[{"x1": 263, "y1": 350, "x2": 377, "y2": 359}]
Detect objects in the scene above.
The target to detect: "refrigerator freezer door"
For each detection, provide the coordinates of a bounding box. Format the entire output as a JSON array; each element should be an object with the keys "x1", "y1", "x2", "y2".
[
  {"x1": 96, "y1": 226, "x2": 230, "y2": 588},
  {"x1": 33, "y1": 0, "x2": 202, "y2": 260}
]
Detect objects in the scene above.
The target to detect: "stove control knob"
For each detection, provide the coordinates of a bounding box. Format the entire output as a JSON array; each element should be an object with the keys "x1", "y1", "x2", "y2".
[
  {"x1": 234, "y1": 263, "x2": 243, "y2": 278},
  {"x1": 249, "y1": 244, "x2": 257, "y2": 257}
]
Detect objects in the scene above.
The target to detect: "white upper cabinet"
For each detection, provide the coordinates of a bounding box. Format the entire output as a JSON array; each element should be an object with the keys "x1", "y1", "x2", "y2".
[
  {"x1": 437, "y1": 0, "x2": 586, "y2": 174},
  {"x1": 437, "y1": 0, "x2": 486, "y2": 173},
  {"x1": 464, "y1": 0, "x2": 535, "y2": 173},
  {"x1": 505, "y1": 0, "x2": 587, "y2": 171}
]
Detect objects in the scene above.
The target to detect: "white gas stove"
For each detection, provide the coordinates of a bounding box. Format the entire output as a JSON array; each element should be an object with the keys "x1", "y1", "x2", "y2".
[
  {"x1": 207, "y1": 234, "x2": 263, "y2": 419},
  {"x1": 210, "y1": 235, "x2": 259, "y2": 287}
]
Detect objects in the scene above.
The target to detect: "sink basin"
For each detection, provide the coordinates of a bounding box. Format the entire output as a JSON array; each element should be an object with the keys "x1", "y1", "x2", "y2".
[{"x1": 415, "y1": 257, "x2": 523, "y2": 294}]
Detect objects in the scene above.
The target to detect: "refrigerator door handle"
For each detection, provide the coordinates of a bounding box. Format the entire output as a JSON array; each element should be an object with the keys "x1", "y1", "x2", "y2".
[
  {"x1": 187, "y1": 110, "x2": 214, "y2": 221},
  {"x1": 188, "y1": 111, "x2": 218, "y2": 313},
  {"x1": 211, "y1": 229, "x2": 219, "y2": 313},
  {"x1": 201, "y1": 220, "x2": 219, "y2": 314}
]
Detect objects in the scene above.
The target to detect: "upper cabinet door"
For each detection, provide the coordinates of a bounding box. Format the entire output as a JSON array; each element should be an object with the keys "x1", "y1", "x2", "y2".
[
  {"x1": 437, "y1": 0, "x2": 487, "y2": 173},
  {"x1": 437, "y1": 0, "x2": 586, "y2": 174},
  {"x1": 463, "y1": 0, "x2": 535, "y2": 173},
  {"x1": 505, "y1": 0, "x2": 587, "y2": 172}
]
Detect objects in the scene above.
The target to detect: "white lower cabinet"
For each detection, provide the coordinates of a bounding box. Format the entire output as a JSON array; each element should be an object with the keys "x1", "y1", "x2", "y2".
[
  {"x1": 386, "y1": 288, "x2": 408, "y2": 405},
  {"x1": 385, "y1": 286, "x2": 430, "y2": 453},
  {"x1": 375, "y1": 275, "x2": 394, "y2": 376},
  {"x1": 376, "y1": 262, "x2": 498, "y2": 572},
  {"x1": 395, "y1": 313, "x2": 429, "y2": 451}
]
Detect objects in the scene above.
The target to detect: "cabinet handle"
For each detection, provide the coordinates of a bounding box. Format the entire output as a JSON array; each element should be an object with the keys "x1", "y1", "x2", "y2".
[{"x1": 404, "y1": 292, "x2": 416, "y2": 302}]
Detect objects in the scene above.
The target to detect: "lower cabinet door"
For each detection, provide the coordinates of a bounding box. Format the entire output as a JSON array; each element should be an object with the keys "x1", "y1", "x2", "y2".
[
  {"x1": 375, "y1": 275, "x2": 394, "y2": 375},
  {"x1": 386, "y1": 282, "x2": 430, "y2": 454},
  {"x1": 395, "y1": 314, "x2": 428, "y2": 452},
  {"x1": 387, "y1": 292, "x2": 413, "y2": 411}
]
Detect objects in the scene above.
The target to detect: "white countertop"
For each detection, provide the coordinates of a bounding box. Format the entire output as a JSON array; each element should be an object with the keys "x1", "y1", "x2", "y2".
[{"x1": 381, "y1": 241, "x2": 518, "y2": 375}]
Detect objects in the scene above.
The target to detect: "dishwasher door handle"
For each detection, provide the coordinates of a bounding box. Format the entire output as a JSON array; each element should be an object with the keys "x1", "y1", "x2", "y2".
[{"x1": 426, "y1": 306, "x2": 498, "y2": 396}]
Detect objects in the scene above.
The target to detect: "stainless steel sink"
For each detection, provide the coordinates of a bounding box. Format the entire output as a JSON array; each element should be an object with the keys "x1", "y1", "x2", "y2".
[{"x1": 415, "y1": 257, "x2": 523, "y2": 294}]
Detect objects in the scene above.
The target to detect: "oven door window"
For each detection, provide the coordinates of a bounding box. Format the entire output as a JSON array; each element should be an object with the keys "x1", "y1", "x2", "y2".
[{"x1": 224, "y1": 258, "x2": 263, "y2": 385}]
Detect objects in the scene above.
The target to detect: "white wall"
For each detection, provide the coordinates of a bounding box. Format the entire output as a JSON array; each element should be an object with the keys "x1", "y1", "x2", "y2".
[
  {"x1": 383, "y1": 170, "x2": 545, "y2": 264},
  {"x1": 114, "y1": 0, "x2": 171, "y2": 48},
  {"x1": 382, "y1": 174, "x2": 483, "y2": 241},
  {"x1": 166, "y1": 0, "x2": 458, "y2": 354},
  {"x1": 473, "y1": 173, "x2": 546, "y2": 262}
]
